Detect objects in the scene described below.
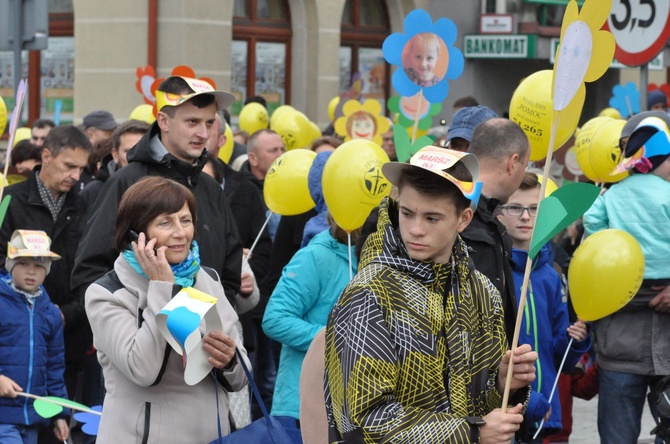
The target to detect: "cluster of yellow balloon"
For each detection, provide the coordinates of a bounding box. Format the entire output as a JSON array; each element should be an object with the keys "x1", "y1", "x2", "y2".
[
  {"x1": 568, "y1": 229, "x2": 644, "y2": 321},
  {"x1": 509, "y1": 70, "x2": 584, "y2": 161},
  {"x1": 0, "y1": 95, "x2": 6, "y2": 135},
  {"x1": 239, "y1": 102, "x2": 269, "y2": 136},
  {"x1": 322, "y1": 139, "x2": 392, "y2": 232},
  {"x1": 263, "y1": 149, "x2": 317, "y2": 216},
  {"x1": 574, "y1": 116, "x2": 628, "y2": 183},
  {"x1": 270, "y1": 106, "x2": 321, "y2": 150}
]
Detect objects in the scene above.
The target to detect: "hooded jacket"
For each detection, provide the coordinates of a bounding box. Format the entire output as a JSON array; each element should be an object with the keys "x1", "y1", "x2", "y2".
[
  {"x1": 0, "y1": 271, "x2": 68, "y2": 426},
  {"x1": 324, "y1": 198, "x2": 529, "y2": 443},
  {"x1": 85, "y1": 255, "x2": 249, "y2": 443},
  {"x1": 511, "y1": 246, "x2": 591, "y2": 433},
  {"x1": 72, "y1": 122, "x2": 242, "y2": 307},
  {"x1": 262, "y1": 229, "x2": 356, "y2": 419}
]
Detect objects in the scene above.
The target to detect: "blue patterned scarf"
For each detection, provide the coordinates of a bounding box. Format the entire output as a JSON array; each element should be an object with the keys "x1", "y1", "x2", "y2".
[{"x1": 123, "y1": 241, "x2": 200, "y2": 287}]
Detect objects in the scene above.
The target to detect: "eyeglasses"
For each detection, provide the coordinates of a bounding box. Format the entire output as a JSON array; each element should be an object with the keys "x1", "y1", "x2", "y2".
[{"x1": 499, "y1": 205, "x2": 538, "y2": 217}]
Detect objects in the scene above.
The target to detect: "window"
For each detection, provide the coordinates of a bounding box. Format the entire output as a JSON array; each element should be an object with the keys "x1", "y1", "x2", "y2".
[
  {"x1": 340, "y1": 0, "x2": 391, "y2": 111},
  {"x1": 232, "y1": 0, "x2": 292, "y2": 117}
]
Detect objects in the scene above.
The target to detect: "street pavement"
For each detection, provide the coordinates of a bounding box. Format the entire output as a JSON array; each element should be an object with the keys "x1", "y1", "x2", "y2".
[{"x1": 570, "y1": 395, "x2": 657, "y2": 443}]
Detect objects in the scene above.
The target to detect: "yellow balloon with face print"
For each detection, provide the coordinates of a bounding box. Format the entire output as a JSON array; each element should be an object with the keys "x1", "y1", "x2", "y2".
[
  {"x1": 274, "y1": 111, "x2": 313, "y2": 150},
  {"x1": 263, "y1": 149, "x2": 317, "y2": 216},
  {"x1": 218, "y1": 123, "x2": 235, "y2": 164},
  {"x1": 239, "y1": 102, "x2": 269, "y2": 136},
  {"x1": 588, "y1": 118, "x2": 628, "y2": 183},
  {"x1": 308, "y1": 120, "x2": 322, "y2": 144},
  {"x1": 322, "y1": 139, "x2": 392, "y2": 232},
  {"x1": 569, "y1": 229, "x2": 644, "y2": 321}
]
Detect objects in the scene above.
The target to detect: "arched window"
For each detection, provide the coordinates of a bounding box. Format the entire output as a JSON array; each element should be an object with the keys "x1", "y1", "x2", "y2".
[
  {"x1": 340, "y1": 0, "x2": 390, "y2": 110},
  {"x1": 232, "y1": 0, "x2": 292, "y2": 117}
]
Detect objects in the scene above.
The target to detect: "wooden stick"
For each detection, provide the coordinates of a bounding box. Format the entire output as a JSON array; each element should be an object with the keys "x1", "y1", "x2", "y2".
[
  {"x1": 501, "y1": 113, "x2": 561, "y2": 411},
  {"x1": 16, "y1": 392, "x2": 102, "y2": 416},
  {"x1": 410, "y1": 90, "x2": 423, "y2": 144}
]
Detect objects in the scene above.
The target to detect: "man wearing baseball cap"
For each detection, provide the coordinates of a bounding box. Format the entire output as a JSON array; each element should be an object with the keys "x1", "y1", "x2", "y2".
[
  {"x1": 74, "y1": 75, "x2": 243, "y2": 309},
  {"x1": 324, "y1": 146, "x2": 536, "y2": 443}
]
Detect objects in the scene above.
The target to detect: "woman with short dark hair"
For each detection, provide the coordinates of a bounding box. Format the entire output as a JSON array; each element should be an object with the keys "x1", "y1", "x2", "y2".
[{"x1": 86, "y1": 176, "x2": 248, "y2": 443}]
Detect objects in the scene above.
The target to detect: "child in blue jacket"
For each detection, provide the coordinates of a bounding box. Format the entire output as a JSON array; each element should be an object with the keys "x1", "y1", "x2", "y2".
[
  {"x1": 497, "y1": 173, "x2": 591, "y2": 441},
  {"x1": 0, "y1": 230, "x2": 69, "y2": 443}
]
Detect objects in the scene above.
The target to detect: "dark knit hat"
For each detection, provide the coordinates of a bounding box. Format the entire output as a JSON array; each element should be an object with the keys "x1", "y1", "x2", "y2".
[{"x1": 648, "y1": 90, "x2": 668, "y2": 110}]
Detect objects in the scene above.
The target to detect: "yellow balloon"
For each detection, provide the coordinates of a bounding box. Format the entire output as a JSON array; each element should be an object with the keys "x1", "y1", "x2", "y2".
[
  {"x1": 0, "y1": 95, "x2": 6, "y2": 135},
  {"x1": 239, "y1": 102, "x2": 269, "y2": 136},
  {"x1": 598, "y1": 107, "x2": 622, "y2": 120},
  {"x1": 218, "y1": 123, "x2": 235, "y2": 164},
  {"x1": 270, "y1": 105, "x2": 295, "y2": 130},
  {"x1": 568, "y1": 229, "x2": 644, "y2": 321},
  {"x1": 13, "y1": 127, "x2": 31, "y2": 147},
  {"x1": 536, "y1": 174, "x2": 558, "y2": 198},
  {"x1": 327, "y1": 96, "x2": 339, "y2": 122},
  {"x1": 129, "y1": 104, "x2": 156, "y2": 124},
  {"x1": 509, "y1": 70, "x2": 585, "y2": 161},
  {"x1": 588, "y1": 119, "x2": 629, "y2": 183},
  {"x1": 264, "y1": 149, "x2": 317, "y2": 216},
  {"x1": 322, "y1": 139, "x2": 392, "y2": 232},
  {"x1": 274, "y1": 111, "x2": 313, "y2": 150},
  {"x1": 573, "y1": 116, "x2": 612, "y2": 182},
  {"x1": 308, "y1": 120, "x2": 322, "y2": 144}
]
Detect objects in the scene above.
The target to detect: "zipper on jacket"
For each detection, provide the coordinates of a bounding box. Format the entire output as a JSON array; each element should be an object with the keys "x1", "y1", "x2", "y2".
[
  {"x1": 24, "y1": 302, "x2": 35, "y2": 425},
  {"x1": 141, "y1": 402, "x2": 151, "y2": 444}
]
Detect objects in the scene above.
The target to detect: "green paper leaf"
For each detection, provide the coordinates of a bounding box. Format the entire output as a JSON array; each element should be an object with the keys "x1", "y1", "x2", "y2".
[
  {"x1": 34, "y1": 396, "x2": 92, "y2": 419},
  {"x1": 393, "y1": 124, "x2": 434, "y2": 163},
  {"x1": 529, "y1": 182, "x2": 600, "y2": 258},
  {"x1": 0, "y1": 195, "x2": 12, "y2": 227}
]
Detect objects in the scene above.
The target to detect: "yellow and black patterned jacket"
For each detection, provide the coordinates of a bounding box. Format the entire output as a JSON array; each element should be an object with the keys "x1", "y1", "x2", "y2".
[{"x1": 324, "y1": 197, "x2": 529, "y2": 443}]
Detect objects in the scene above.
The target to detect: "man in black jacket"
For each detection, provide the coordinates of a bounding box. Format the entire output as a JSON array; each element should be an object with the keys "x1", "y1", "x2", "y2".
[
  {"x1": 0, "y1": 125, "x2": 92, "y2": 441},
  {"x1": 464, "y1": 118, "x2": 530, "y2": 345},
  {"x1": 72, "y1": 76, "x2": 243, "y2": 308}
]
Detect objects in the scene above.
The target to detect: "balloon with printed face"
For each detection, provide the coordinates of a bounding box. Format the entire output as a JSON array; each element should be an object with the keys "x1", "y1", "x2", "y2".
[
  {"x1": 588, "y1": 118, "x2": 628, "y2": 183},
  {"x1": 322, "y1": 139, "x2": 392, "y2": 232},
  {"x1": 273, "y1": 111, "x2": 313, "y2": 150},
  {"x1": 573, "y1": 116, "x2": 612, "y2": 182},
  {"x1": 569, "y1": 229, "x2": 644, "y2": 321},
  {"x1": 239, "y1": 102, "x2": 269, "y2": 136},
  {"x1": 264, "y1": 149, "x2": 317, "y2": 216}
]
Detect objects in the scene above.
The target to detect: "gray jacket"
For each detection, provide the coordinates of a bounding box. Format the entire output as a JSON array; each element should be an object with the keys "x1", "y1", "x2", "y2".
[
  {"x1": 86, "y1": 255, "x2": 249, "y2": 443},
  {"x1": 594, "y1": 284, "x2": 670, "y2": 375}
]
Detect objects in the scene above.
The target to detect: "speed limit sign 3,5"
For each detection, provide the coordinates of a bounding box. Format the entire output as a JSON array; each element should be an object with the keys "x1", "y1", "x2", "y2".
[{"x1": 605, "y1": 0, "x2": 670, "y2": 66}]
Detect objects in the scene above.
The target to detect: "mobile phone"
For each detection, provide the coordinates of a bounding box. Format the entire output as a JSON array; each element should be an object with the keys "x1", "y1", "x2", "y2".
[{"x1": 128, "y1": 229, "x2": 140, "y2": 244}]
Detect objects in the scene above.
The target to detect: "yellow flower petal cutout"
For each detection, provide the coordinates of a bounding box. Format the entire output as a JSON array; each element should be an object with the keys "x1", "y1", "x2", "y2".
[
  {"x1": 553, "y1": 0, "x2": 615, "y2": 111},
  {"x1": 333, "y1": 99, "x2": 390, "y2": 145}
]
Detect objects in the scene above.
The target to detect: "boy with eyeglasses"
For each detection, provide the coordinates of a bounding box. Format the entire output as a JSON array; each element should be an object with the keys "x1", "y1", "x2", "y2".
[{"x1": 497, "y1": 172, "x2": 590, "y2": 442}]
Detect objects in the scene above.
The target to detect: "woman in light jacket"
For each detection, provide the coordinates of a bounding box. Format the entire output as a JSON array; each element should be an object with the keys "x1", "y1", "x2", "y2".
[{"x1": 85, "y1": 176, "x2": 248, "y2": 443}]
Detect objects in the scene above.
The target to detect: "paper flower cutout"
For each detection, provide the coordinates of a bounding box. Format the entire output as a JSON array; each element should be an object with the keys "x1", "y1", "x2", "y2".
[
  {"x1": 156, "y1": 287, "x2": 222, "y2": 385},
  {"x1": 387, "y1": 93, "x2": 442, "y2": 131},
  {"x1": 609, "y1": 82, "x2": 640, "y2": 118},
  {"x1": 73, "y1": 405, "x2": 103, "y2": 436},
  {"x1": 553, "y1": 0, "x2": 615, "y2": 111},
  {"x1": 392, "y1": 124, "x2": 434, "y2": 163},
  {"x1": 382, "y1": 9, "x2": 464, "y2": 104},
  {"x1": 135, "y1": 66, "x2": 156, "y2": 105},
  {"x1": 333, "y1": 99, "x2": 390, "y2": 145}
]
